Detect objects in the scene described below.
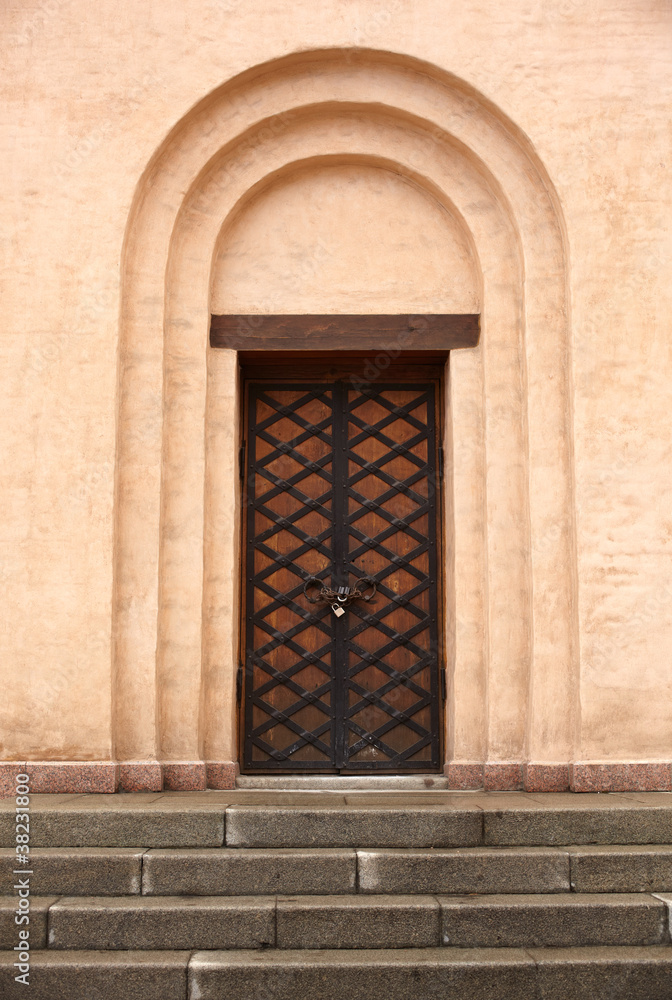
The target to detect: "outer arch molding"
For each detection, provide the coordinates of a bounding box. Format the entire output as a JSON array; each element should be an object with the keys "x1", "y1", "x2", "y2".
[{"x1": 113, "y1": 48, "x2": 577, "y2": 783}]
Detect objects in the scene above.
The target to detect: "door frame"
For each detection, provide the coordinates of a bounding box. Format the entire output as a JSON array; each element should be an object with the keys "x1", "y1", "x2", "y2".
[{"x1": 236, "y1": 350, "x2": 449, "y2": 773}]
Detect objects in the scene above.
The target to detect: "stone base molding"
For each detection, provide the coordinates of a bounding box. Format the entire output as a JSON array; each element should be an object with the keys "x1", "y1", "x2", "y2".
[
  {"x1": 205, "y1": 761, "x2": 240, "y2": 789},
  {"x1": 0, "y1": 762, "x2": 119, "y2": 797},
  {"x1": 0, "y1": 761, "x2": 240, "y2": 796},
  {"x1": 445, "y1": 761, "x2": 672, "y2": 793},
  {"x1": 569, "y1": 762, "x2": 672, "y2": 793},
  {"x1": 162, "y1": 761, "x2": 207, "y2": 792},
  {"x1": 118, "y1": 761, "x2": 163, "y2": 793},
  {"x1": 523, "y1": 763, "x2": 571, "y2": 792},
  {"x1": 2, "y1": 761, "x2": 671, "y2": 795},
  {"x1": 443, "y1": 763, "x2": 485, "y2": 790},
  {"x1": 484, "y1": 763, "x2": 525, "y2": 791}
]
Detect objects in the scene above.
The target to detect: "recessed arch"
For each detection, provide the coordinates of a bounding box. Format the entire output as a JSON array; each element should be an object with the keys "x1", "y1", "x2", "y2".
[
  {"x1": 113, "y1": 48, "x2": 577, "y2": 785},
  {"x1": 164, "y1": 113, "x2": 523, "y2": 767},
  {"x1": 210, "y1": 158, "x2": 481, "y2": 315}
]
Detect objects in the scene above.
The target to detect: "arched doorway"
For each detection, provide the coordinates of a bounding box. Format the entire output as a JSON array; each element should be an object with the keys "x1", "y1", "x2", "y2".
[{"x1": 113, "y1": 49, "x2": 576, "y2": 792}]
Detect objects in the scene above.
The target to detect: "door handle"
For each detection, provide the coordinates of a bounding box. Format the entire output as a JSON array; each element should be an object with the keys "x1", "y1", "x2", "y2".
[{"x1": 303, "y1": 577, "x2": 377, "y2": 614}]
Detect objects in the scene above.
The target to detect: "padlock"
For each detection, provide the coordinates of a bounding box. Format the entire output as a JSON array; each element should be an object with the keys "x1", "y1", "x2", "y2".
[{"x1": 331, "y1": 603, "x2": 345, "y2": 617}]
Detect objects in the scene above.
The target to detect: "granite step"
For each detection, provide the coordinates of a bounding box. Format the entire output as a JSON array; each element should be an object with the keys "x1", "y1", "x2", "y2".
[
  {"x1": 2, "y1": 946, "x2": 672, "y2": 1000},
  {"x1": 359, "y1": 844, "x2": 672, "y2": 894},
  {"x1": 2, "y1": 892, "x2": 666, "y2": 952},
  {"x1": 190, "y1": 946, "x2": 672, "y2": 1000},
  {"x1": 1, "y1": 793, "x2": 671, "y2": 997},
  {"x1": 3, "y1": 790, "x2": 672, "y2": 848},
  {"x1": 4, "y1": 843, "x2": 672, "y2": 897},
  {"x1": 142, "y1": 847, "x2": 359, "y2": 895},
  {"x1": 224, "y1": 803, "x2": 482, "y2": 847},
  {"x1": 0, "y1": 949, "x2": 189, "y2": 1000},
  {"x1": 142, "y1": 845, "x2": 571, "y2": 895},
  {"x1": 226, "y1": 795, "x2": 672, "y2": 848},
  {"x1": 0, "y1": 846, "x2": 359, "y2": 897},
  {"x1": 0, "y1": 794, "x2": 227, "y2": 848},
  {"x1": 437, "y1": 892, "x2": 672, "y2": 949},
  {"x1": 235, "y1": 775, "x2": 451, "y2": 789},
  {"x1": 0, "y1": 847, "x2": 146, "y2": 896}
]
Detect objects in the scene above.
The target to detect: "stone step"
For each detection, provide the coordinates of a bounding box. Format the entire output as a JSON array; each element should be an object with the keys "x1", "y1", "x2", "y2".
[
  {"x1": 142, "y1": 845, "x2": 572, "y2": 895},
  {"x1": 438, "y1": 892, "x2": 672, "y2": 949},
  {"x1": 358, "y1": 845, "x2": 672, "y2": 894},
  {"x1": 0, "y1": 794, "x2": 226, "y2": 848},
  {"x1": 225, "y1": 796, "x2": 672, "y2": 848},
  {"x1": 567, "y1": 845, "x2": 672, "y2": 893},
  {"x1": 0, "y1": 847, "x2": 145, "y2": 895},
  {"x1": 3, "y1": 892, "x2": 668, "y2": 952},
  {"x1": 190, "y1": 946, "x2": 672, "y2": 1000},
  {"x1": 45, "y1": 895, "x2": 274, "y2": 951},
  {"x1": 143, "y1": 847, "x2": 358, "y2": 895},
  {"x1": 236, "y1": 775, "x2": 451, "y2": 789},
  {"x1": 0, "y1": 950, "x2": 189, "y2": 1000},
  {"x1": 0, "y1": 846, "x2": 358, "y2": 896},
  {"x1": 4, "y1": 844, "x2": 672, "y2": 897},
  {"x1": 2, "y1": 946, "x2": 672, "y2": 1000},
  {"x1": 3, "y1": 790, "x2": 672, "y2": 848},
  {"x1": 225, "y1": 804, "x2": 483, "y2": 847}
]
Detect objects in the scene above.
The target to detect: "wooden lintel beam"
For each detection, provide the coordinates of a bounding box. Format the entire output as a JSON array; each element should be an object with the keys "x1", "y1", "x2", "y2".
[{"x1": 209, "y1": 314, "x2": 480, "y2": 352}]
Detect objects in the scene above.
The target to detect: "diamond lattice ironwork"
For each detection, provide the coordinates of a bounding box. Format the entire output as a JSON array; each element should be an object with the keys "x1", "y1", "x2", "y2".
[{"x1": 243, "y1": 381, "x2": 441, "y2": 771}]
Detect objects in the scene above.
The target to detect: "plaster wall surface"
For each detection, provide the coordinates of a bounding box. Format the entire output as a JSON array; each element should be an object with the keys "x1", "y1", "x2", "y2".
[
  {"x1": 211, "y1": 164, "x2": 480, "y2": 314},
  {"x1": 0, "y1": 0, "x2": 670, "y2": 769}
]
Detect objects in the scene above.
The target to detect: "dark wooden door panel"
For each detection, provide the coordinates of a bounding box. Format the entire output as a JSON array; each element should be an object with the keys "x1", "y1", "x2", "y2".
[
  {"x1": 344, "y1": 386, "x2": 440, "y2": 768},
  {"x1": 245, "y1": 386, "x2": 336, "y2": 766},
  {"x1": 242, "y1": 378, "x2": 443, "y2": 772}
]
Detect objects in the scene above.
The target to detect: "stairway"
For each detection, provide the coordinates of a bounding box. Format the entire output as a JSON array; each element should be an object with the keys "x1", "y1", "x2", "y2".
[{"x1": 1, "y1": 789, "x2": 672, "y2": 998}]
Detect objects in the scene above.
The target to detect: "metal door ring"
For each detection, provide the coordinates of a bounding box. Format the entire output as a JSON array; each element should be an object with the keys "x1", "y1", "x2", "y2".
[{"x1": 302, "y1": 576, "x2": 377, "y2": 606}]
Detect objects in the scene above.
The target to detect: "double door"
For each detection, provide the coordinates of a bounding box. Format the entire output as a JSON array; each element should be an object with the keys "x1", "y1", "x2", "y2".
[{"x1": 240, "y1": 370, "x2": 444, "y2": 772}]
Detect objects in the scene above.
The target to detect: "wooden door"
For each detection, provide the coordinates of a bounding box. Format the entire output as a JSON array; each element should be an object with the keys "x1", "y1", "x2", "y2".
[{"x1": 240, "y1": 369, "x2": 444, "y2": 772}]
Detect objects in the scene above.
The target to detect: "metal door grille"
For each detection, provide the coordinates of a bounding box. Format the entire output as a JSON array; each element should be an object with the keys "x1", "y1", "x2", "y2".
[{"x1": 242, "y1": 380, "x2": 442, "y2": 771}]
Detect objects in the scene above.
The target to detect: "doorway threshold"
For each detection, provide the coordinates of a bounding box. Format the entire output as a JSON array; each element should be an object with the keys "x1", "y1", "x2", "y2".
[{"x1": 236, "y1": 775, "x2": 450, "y2": 790}]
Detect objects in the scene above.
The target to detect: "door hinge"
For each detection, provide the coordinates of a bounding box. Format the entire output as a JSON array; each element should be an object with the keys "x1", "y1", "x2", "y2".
[
  {"x1": 440, "y1": 669, "x2": 447, "y2": 702},
  {"x1": 438, "y1": 446, "x2": 444, "y2": 481},
  {"x1": 238, "y1": 441, "x2": 246, "y2": 482},
  {"x1": 236, "y1": 662, "x2": 244, "y2": 703}
]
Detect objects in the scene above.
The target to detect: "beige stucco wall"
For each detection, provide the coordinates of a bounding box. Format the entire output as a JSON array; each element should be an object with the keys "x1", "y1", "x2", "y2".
[{"x1": 0, "y1": 0, "x2": 670, "y2": 767}]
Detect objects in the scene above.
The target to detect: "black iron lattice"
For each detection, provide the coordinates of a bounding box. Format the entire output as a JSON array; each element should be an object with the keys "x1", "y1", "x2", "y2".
[{"x1": 243, "y1": 381, "x2": 441, "y2": 771}]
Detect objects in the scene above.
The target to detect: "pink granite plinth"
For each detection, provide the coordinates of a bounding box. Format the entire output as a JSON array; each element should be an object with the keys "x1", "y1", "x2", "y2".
[
  {"x1": 524, "y1": 763, "x2": 570, "y2": 792},
  {"x1": 571, "y1": 762, "x2": 672, "y2": 793},
  {"x1": 484, "y1": 762, "x2": 524, "y2": 791},
  {"x1": 162, "y1": 761, "x2": 207, "y2": 791},
  {"x1": 118, "y1": 762, "x2": 163, "y2": 793},
  {"x1": 5, "y1": 758, "x2": 671, "y2": 795},
  {"x1": 23, "y1": 762, "x2": 119, "y2": 794},
  {"x1": 206, "y1": 761, "x2": 239, "y2": 789},
  {"x1": 445, "y1": 763, "x2": 484, "y2": 790},
  {"x1": 0, "y1": 763, "x2": 28, "y2": 798}
]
